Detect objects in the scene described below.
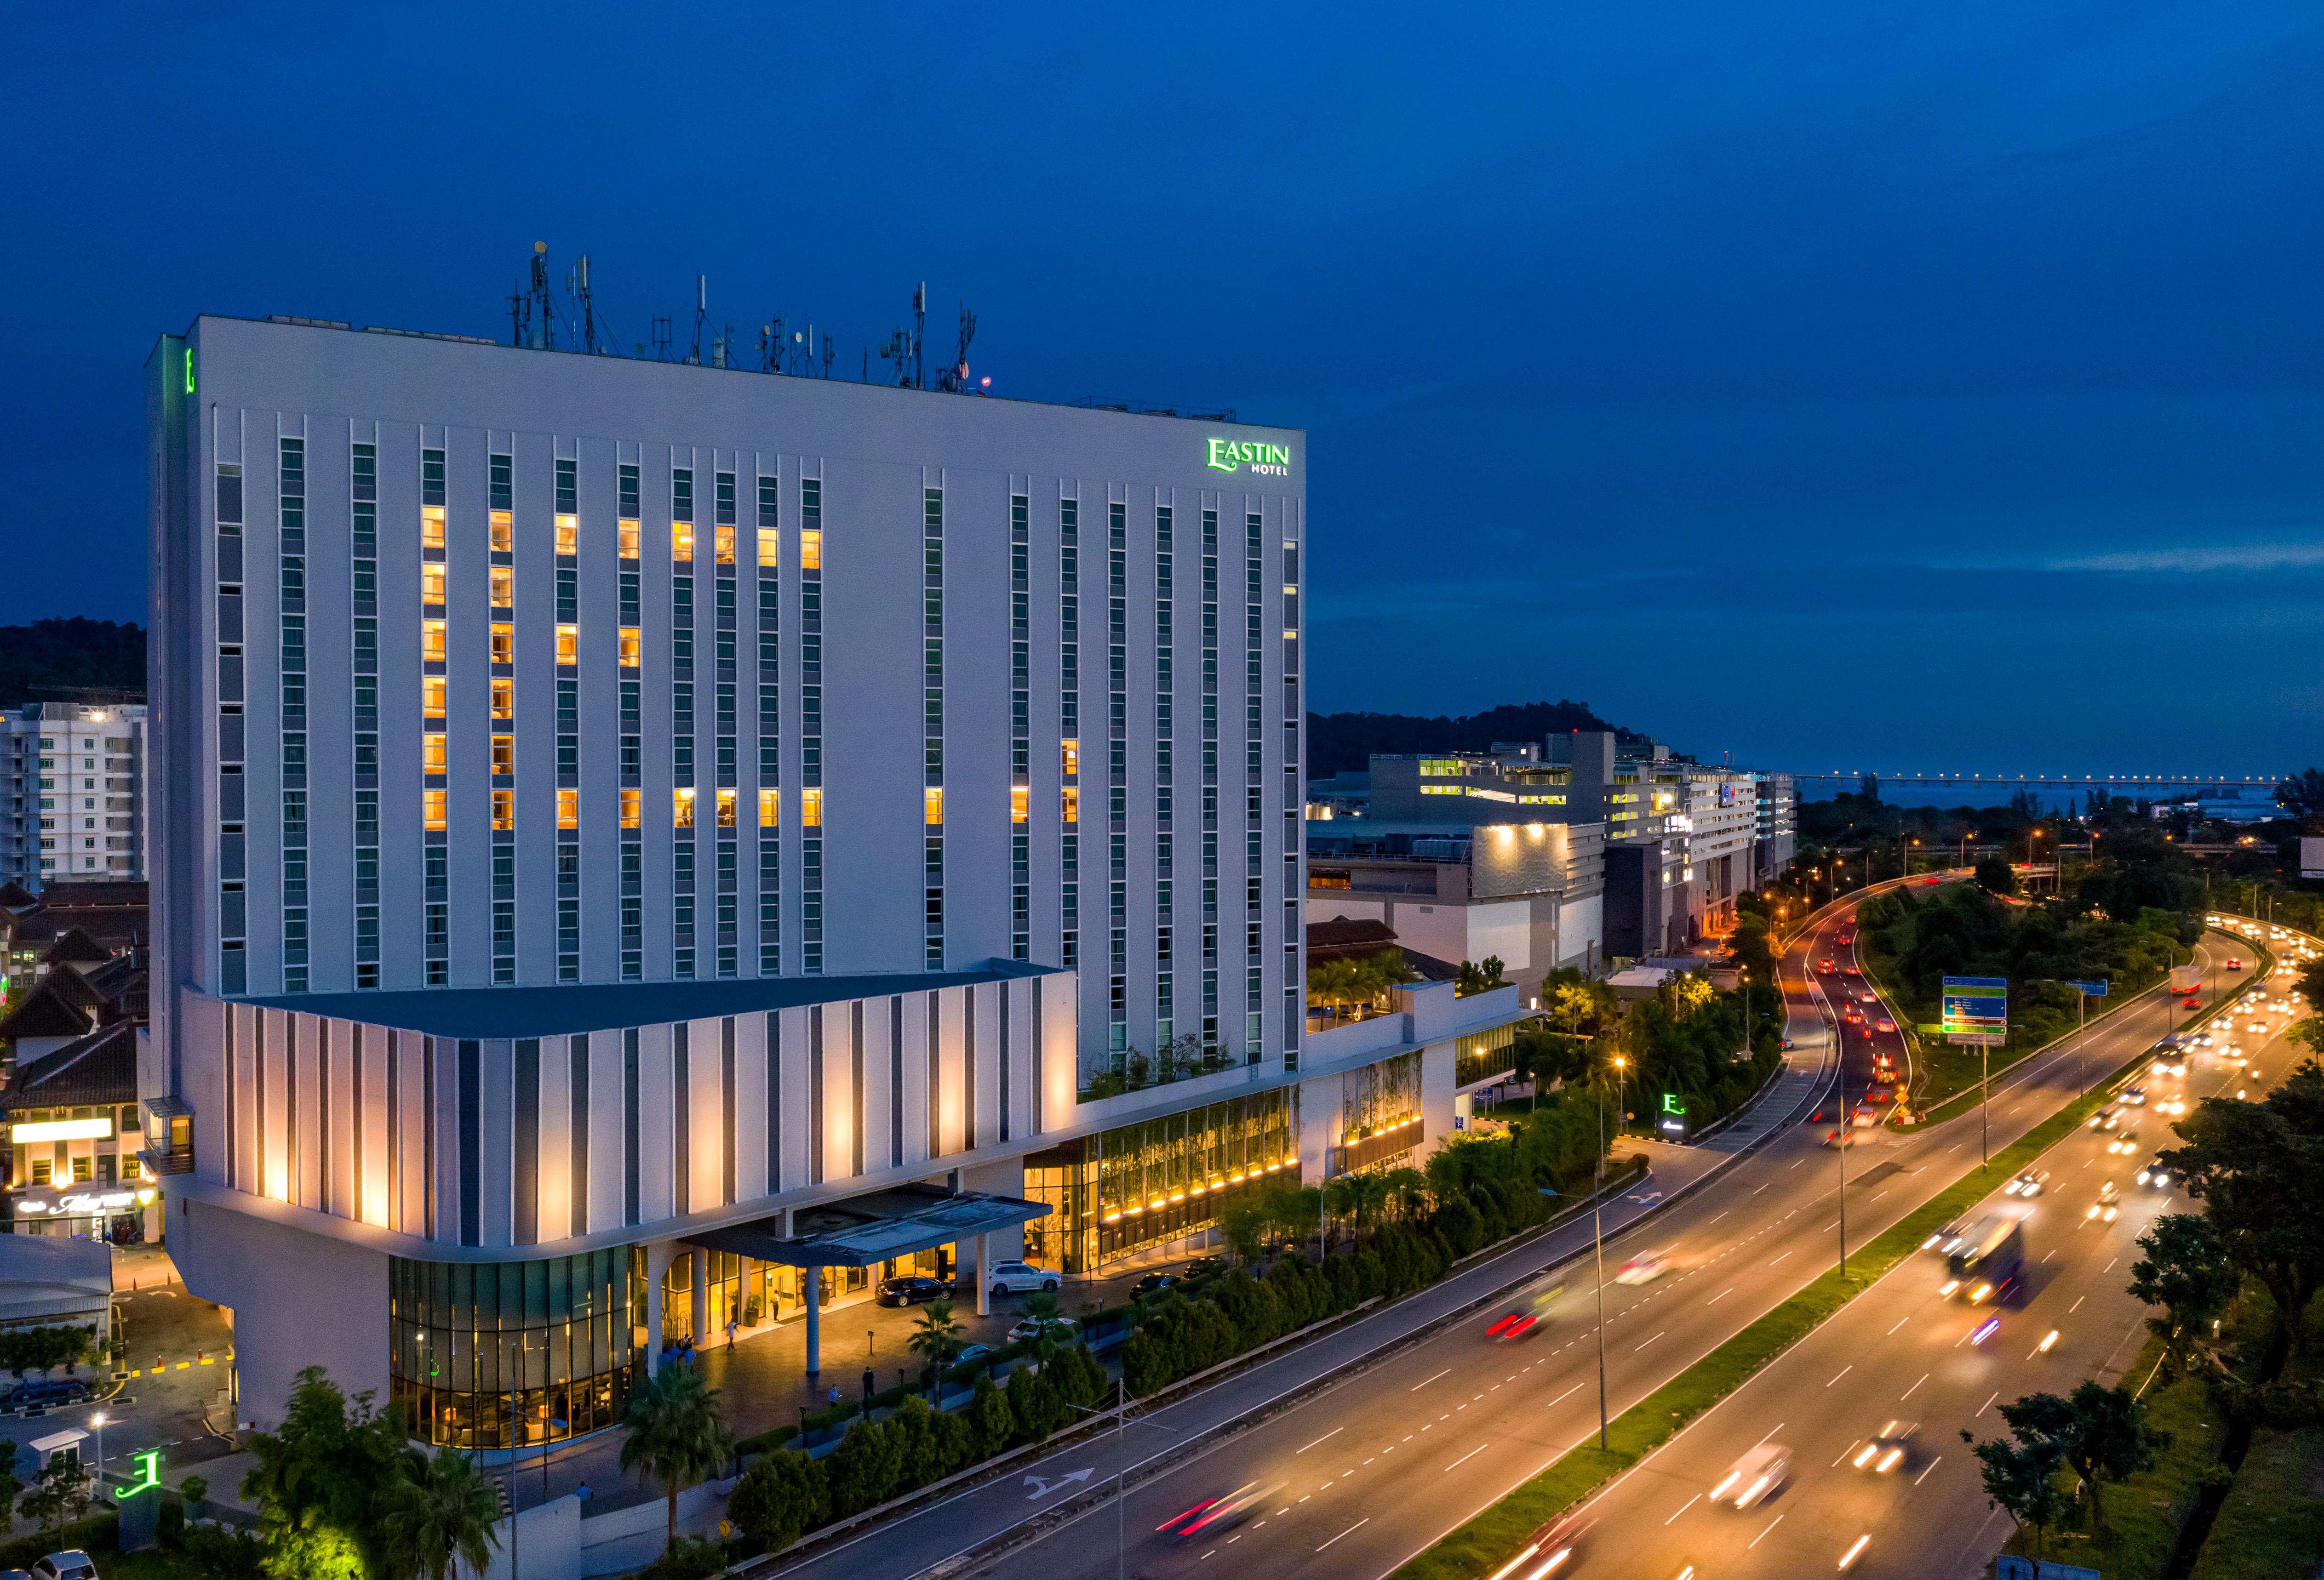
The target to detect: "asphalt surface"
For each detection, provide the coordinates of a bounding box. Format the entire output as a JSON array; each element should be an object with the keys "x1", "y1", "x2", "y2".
[
  {"x1": 771, "y1": 887, "x2": 1870, "y2": 1580},
  {"x1": 1530, "y1": 925, "x2": 2267, "y2": 1580}
]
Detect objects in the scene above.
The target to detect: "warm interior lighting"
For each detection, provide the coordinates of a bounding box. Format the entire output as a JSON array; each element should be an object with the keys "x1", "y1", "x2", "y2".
[
  {"x1": 555, "y1": 513, "x2": 578, "y2": 554},
  {"x1": 618, "y1": 627, "x2": 641, "y2": 668},
  {"x1": 1062, "y1": 787, "x2": 1078, "y2": 824},
  {"x1": 619, "y1": 789, "x2": 641, "y2": 830},
  {"x1": 1011, "y1": 787, "x2": 1029, "y2": 824},
  {"x1": 756, "y1": 527, "x2": 777, "y2": 567},
  {"x1": 924, "y1": 787, "x2": 944, "y2": 826},
  {"x1": 759, "y1": 788, "x2": 778, "y2": 828},
  {"x1": 557, "y1": 789, "x2": 579, "y2": 830},
  {"x1": 672, "y1": 522, "x2": 694, "y2": 560},
  {"x1": 490, "y1": 565, "x2": 514, "y2": 608},
  {"x1": 491, "y1": 789, "x2": 514, "y2": 831},
  {"x1": 423, "y1": 790, "x2": 447, "y2": 831},
  {"x1": 801, "y1": 788, "x2": 822, "y2": 827},
  {"x1": 556, "y1": 624, "x2": 579, "y2": 664},
  {"x1": 490, "y1": 623, "x2": 514, "y2": 663},
  {"x1": 422, "y1": 621, "x2": 447, "y2": 662},
  {"x1": 800, "y1": 530, "x2": 821, "y2": 570},
  {"x1": 11, "y1": 1119, "x2": 110, "y2": 1144},
  {"x1": 618, "y1": 519, "x2": 640, "y2": 558},
  {"x1": 673, "y1": 788, "x2": 696, "y2": 828},
  {"x1": 422, "y1": 677, "x2": 446, "y2": 719},
  {"x1": 421, "y1": 563, "x2": 447, "y2": 604},
  {"x1": 716, "y1": 789, "x2": 737, "y2": 828},
  {"x1": 490, "y1": 510, "x2": 513, "y2": 552},
  {"x1": 715, "y1": 524, "x2": 735, "y2": 564},
  {"x1": 1062, "y1": 739, "x2": 1079, "y2": 777}
]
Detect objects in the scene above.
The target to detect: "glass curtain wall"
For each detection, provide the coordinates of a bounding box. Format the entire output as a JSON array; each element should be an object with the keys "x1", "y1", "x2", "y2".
[
  {"x1": 1453, "y1": 1022, "x2": 1517, "y2": 1088},
  {"x1": 389, "y1": 1248, "x2": 641, "y2": 1449}
]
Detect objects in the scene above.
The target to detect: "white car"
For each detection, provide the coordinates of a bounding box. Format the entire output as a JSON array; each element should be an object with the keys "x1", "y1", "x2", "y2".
[
  {"x1": 1712, "y1": 1443, "x2": 1792, "y2": 1509},
  {"x1": 986, "y1": 1260, "x2": 1060, "y2": 1296},
  {"x1": 32, "y1": 1555, "x2": 99, "y2": 1580},
  {"x1": 1613, "y1": 1252, "x2": 1669, "y2": 1285},
  {"x1": 1006, "y1": 1314, "x2": 1076, "y2": 1343}
]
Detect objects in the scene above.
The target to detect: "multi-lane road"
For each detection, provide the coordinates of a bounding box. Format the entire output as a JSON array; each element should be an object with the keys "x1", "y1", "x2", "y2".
[{"x1": 785, "y1": 893, "x2": 2248, "y2": 1580}]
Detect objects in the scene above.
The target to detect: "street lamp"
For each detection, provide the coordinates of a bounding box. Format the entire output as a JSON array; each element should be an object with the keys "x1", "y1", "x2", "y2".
[
  {"x1": 1066, "y1": 1384, "x2": 1178, "y2": 1580},
  {"x1": 89, "y1": 1412, "x2": 105, "y2": 1494}
]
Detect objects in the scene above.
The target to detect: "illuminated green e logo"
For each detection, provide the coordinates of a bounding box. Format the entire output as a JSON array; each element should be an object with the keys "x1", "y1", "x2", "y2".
[
  {"x1": 1661, "y1": 1094, "x2": 1685, "y2": 1115},
  {"x1": 115, "y1": 1449, "x2": 160, "y2": 1499}
]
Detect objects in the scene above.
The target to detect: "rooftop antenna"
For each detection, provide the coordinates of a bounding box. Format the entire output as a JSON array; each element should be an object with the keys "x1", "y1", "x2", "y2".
[
  {"x1": 758, "y1": 319, "x2": 784, "y2": 372},
  {"x1": 687, "y1": 274, "x2": 708, "y2": 365},
  {"x1": 527, "y1": 242, "x2": 555, "y2": 349},
  {"x1": 651, "y1": 314, "x2": 672, "y2": 361},
  {"x1": 938, "y1": 302, "x2": 977, "y2": 392},
  {"x1": 569, "y1": 254, "x2": 600, "y2": 354},
  {"x1": 823, "y1": 335, "x2": 836, "y2": 380},
  {"x1": 507, "y1": 278, "x2": 529, "y2": 347},
  {"x1": 913, "y1": 282, "x2": 927, "y2": 389},
  {"x1": 791, "y1": 328, "x2": 805, "y2": 375}
]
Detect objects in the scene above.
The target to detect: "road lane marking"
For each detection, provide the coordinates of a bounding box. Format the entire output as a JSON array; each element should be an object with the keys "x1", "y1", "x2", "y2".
[
  {"x1": 1748, "y1": 1513, "x2": 1784, "y2": 1548},
  {"x1": 1887, "y1": 1317, "x2": 1910, "y2": 1335},
  {"x1": 1977, "y1": 1392, "x2": 1998, "y2": 1417},
  {"x1": 2043, "y1": 1251, "x2": 2056, "y2": 1263},
  {"x1": 1710, "y1": 1211, "x2": 1729, "y2": 1224},
  {"x1": 2106, "y1": 1258, "x2": 2118, "y2": 1274},
  {"x1": 1754, "y1": 1183, "x2": 1770, "y2": 1194},
  {"x1": 1826, "y1": 1365, "x2": 1851, "y2": 1387},
  {"x1": 1821, "y1": 1221, "x2": 1838, "y2": 1232},
  {"x1": 1666, "y1": 1493, "x2": 1701, "y2": 1524},
  {"x1": 1901, "y1": 1373, "x2": 1927, "y2": 1400},
  {"x1": 1410, "y1": 1369, "x2": 1449, "y2": 1391},
  {"x1": 1708, "y1": 1288, "x2": 1733, "y2": 1305},
  {"x1": 2071, "y1": 1296, "x2": 2085, "y2": 1313},
  {"x1": 1832, "y1": 1441, "x2": 1860, "y2": 1467},
  {"x1": 1753, "y1": 1422, "x2": 1786, "y2": 1447},
  {"x1": 1915, "y1": 1456, "x2": 1943, "y2": 1484},
  {"x1": 1297, "y1": 1427, "x2": 1342, "y2": 1454},
  {"x1": 1634, "y1": 1331, "x2": 1666, "y2": 1353},
  {"x1": 1771, "y1": 1252, "x2": 1792, "y2": 1266},
  {"x1": 1549, "y1": 1383, "x2": 1584, "y2": 1406},
  {"x1": 1444, "y1": 1444, "x2": 1488, "y2": 1472},
  {"x1": 1317, "y1": 1518, "x2": 1368, "y2": 1551}
]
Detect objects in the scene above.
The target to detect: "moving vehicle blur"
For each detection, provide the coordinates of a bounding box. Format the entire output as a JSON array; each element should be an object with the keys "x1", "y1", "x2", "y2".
[
  {"x1": 1712, "y1": 1443, "x2": 1792, "y2": 1510},
  {"x1": 1940, "y1": 1217, "x2": 2023, "y2": 1303}
]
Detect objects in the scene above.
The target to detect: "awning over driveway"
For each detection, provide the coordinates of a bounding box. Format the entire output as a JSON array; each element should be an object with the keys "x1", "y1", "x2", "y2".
[{"x1": 689, "y1": 1185, "x2": 1051, "y2": 1269}]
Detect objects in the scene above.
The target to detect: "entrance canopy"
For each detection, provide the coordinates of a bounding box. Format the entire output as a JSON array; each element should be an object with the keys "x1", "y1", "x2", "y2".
[{"x1": 691, "y1": 1185, "x2": 1051, "y2": 1269}]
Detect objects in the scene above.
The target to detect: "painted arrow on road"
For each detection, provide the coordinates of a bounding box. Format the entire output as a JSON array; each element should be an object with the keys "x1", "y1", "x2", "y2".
[{"x1": 1023, "y1": 1468, "x2": 1095, "y2": 1500}]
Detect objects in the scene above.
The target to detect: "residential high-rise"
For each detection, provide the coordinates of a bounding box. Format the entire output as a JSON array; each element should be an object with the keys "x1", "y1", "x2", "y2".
[
  {"x1": 1, "y1": 703, "x2": 149, "y2": 886},
  {"x1": 140, "y1": 315, "x2": 1376, "y2": 1442}
]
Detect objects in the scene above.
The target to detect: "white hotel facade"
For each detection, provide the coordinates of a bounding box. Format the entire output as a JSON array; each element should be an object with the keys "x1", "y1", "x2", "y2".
[{"x1": 141, "y1": 316, "x2": 1529, "y2": 1448}]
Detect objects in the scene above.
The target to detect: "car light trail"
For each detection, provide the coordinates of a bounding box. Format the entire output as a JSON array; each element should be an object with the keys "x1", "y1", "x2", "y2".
[{"x1": 1840, "y1": 1534, "x2": 1872, "y2": 1569}]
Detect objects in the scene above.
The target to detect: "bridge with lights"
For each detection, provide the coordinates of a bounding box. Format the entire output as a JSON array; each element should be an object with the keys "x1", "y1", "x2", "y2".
[{"x1": 1784, "y1": 771, "x2": 2284, "y2": 794}]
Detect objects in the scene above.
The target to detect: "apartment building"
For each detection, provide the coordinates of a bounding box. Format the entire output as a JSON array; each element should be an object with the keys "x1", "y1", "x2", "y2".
[
  {"x1": 0, "y1": 703, "x2": 149, "y2": 887},
  {"x1": 137, "y1": 313, "x2": 1531, "y2": 1449}
]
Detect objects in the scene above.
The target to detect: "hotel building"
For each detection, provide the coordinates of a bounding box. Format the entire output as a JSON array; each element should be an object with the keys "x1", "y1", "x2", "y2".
[{"x1": 141, "y1": 314, "x2": 1528, "y2": 1448}]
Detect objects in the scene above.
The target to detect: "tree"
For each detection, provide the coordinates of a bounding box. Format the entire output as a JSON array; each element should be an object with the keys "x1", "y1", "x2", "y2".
[
  {"x1": 727, "y1": 1450, "x2": 827, "y2": 1554},
  {"x1": 1019, "y1": 1291, "x2": 1068, "y2": 1368},
  {"x1": 1455, "y1": 956, "x2": 1508, "y2": 997},
  {"x1": 2058, "y1": 1381, "x2": 2166, "y2": 1535},
  {"x1": 618, "y1": 1363, "x2": 735, "y2": 1555},
  {"x1": 1974, "y1": 856, "x2": 2018, "y2": 896},
  {"x1": 2160, "y1": 1068, "x2": 2324, "y2": 1356},
  {"x1": 378, "y1": 1446, "x2": 502, "y2": 1580},
  {"x1": 2274, "y1": 768, "x2": 2324, "y2": 834},
  {"x1": 1963, "y1": 1426, "x2": 2069, "y2": 1557},
  {"x1": 240, "y1": 1366, "x2": 410, "y2": 1580},
  {"x1": 2128, "y1": 1214, "x2": 2240, "y2": 1374},
  {"x1": 967, "y1": 1370, "x2": 1015, "y2": 1458},
  {"x1": 17, "y1": 1451, "x2": 90, "y2": 1536},
  {"x1": 906, "y1": 1299, "x2": 964, "y2": 1393}
]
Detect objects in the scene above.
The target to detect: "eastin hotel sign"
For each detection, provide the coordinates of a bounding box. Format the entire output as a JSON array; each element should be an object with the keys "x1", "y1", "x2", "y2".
[{"x1": 1205, "y1": 439, "x2": 1293, "y2": 478}]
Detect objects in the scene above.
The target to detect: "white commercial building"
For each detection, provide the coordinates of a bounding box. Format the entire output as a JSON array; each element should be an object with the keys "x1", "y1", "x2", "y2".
[
  {"x1": 1, "y1": 703, "x2": 149, "y2": 886},
  {"x1": 139, "y1": 312, "x2": 1535, "y2": 1450}
]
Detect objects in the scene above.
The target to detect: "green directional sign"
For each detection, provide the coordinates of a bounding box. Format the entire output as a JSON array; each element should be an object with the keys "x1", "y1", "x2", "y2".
[{"x1": 1942, "y1": 975, "x2": 2008, "y2": 1046}]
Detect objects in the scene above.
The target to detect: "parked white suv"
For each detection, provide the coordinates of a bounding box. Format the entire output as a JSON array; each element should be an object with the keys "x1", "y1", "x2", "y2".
[{"x1": 986, "y1": 1260, "x2": 1059, "y2": 1296}]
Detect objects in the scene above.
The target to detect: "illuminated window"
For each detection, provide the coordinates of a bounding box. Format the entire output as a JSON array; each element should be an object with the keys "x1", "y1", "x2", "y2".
[
  {"x1": 423, "y1": 789, "x2": 447, "y2": 830},
  {"x1": 673, "y1": 788, "x2": 695, "y2": 828},
  {"x1": 924, "y1": 787, "x2": 944, "y2": 826},
  {"x1": 421, "y1": 563, "x2": 447, "y2": 605},
  {"x1": 490, "y1": 565, "x2": 514, "y2": 608},
  {"x1": 715, "y1": 524, "x2": 735, "y2": 564},
  {"x1": 1062, "y1": 787, "x2": 1079, "y2": 824},
  {"x1": 1061, "y1": 739, "x2": 1078, "y2": 777},
  {"x1": 491, "y1": 678, "x2": 515, "y2": 719},
  {"x1": 556, "y1": 624, "x2": 579, "y2": 665},
  {"x1": 558, "y1": 789, "x2": 579, "y2": 829},
  {"x1": 716, "y1": 788, "x2": 737, "y2": 828},
  {"x1": 671, "y1": 522, "x2": 693, "y2": 561},
  {"x1": 756, "y1": 527, "x2": 777, "y2": 567},
  {"x1": 491, "y1": 736, "x2": 514, "y2": 776},
  {"x1": 422, "y1": 621, "x2": 447, "y2": 662},
  {"x1": 800, "y1": 530, "x2": 821, "y2": 570},
  {"x1": 618, "y1": 628, "x2": 641, "y2": 668},
  {"x1": 555, "y1": 514, "x2": 579, "y2": 555},
  {"x1": 801, "y1": 788, "x2": 823, "y2": 827},
  {"x1": 1012, "y1": 787, "x2": 1029, "y2": 823},
  {"x1": 758, "y1": 788, "x2": 778, "y2": 827},
  {"x1": 422, "y1": 505, "x2": 446, "y2": 548},
  {"x1": 492, "y1": 789, "x2": 515, "y2": 830},
  {"x1": 491, "y1": 511, "x2": 513, "y2": 553},
  {"x1": 422, "y1": 677, "x2": 446, "y2": 719},
  {"x1": 491, "y1": 624, "x2": 514, "y2": 664},
  {"x1": 619, "y1": 519, "x2": 640, "y2": 558},
  {"x1": 422, "y1": 736, "x2": 448, "y2": 775},
  {"x1": 619, "y1": 788, "x2": 641, "y2": 830}
]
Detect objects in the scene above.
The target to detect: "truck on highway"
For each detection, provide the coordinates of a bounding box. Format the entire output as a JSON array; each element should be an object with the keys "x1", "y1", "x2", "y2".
[
  {"x1": 1942, "y1": 1216, "x2": 2024, "y2": 1304},
  {"x1": 2171, "y1": 965, "x2": 2201, "y2": 994}
]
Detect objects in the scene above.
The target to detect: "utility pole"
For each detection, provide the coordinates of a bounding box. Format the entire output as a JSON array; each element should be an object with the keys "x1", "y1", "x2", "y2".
[{"x1": 1594, "y1": 1090, "x2": 1608, "y2": 1449}]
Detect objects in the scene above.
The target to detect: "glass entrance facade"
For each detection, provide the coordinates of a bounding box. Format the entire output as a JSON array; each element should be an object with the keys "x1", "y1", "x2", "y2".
[
  {"x1": 389, "y1": 1248, "x2": 642, "y2": 1449},
  {"x1": 1021, "y1": 1087, "x2": 1297, "y2": 1272}
]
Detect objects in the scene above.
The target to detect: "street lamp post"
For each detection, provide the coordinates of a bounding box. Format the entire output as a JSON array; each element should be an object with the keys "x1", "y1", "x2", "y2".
[
  {"x1": 89, "y1": 1411, "x2": 105, "y2": 1496},
  {"x1": 1593, "y1": 1088, "x2": 1608, "y2": 1450},
  {"x1": 1066, "y1": 1384, "x2": 1176, "y2": 1580}
]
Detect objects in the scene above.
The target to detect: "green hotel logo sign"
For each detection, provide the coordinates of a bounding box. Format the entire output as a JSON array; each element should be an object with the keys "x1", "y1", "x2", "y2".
[
  {"x1": 1205, "y1": 438, "x2": 1293, "y2": 477},
  {"x1": 116, "y1": 1449, "x2": 161, "y2": 1499}
]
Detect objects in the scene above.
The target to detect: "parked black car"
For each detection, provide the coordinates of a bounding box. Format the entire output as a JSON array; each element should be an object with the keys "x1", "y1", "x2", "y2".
[
  {"x1": 1182, "y1": 1256, "x2": 1227, "y2": 1280},
  {"x1": 1131, "y1": 1272, "x2": 1181, "y2": 1297},
  {"x1": 5, "y1": 1379, "x2": 89, "y2": 1411},
  {"x1": 875, "y1": 1276, "x2": 952, "y2": 1308}
]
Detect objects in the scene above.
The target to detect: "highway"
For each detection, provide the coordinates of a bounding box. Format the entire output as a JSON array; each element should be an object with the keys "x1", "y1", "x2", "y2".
[
  {"x1": 780, "y1": 895, "x2": 2233, "y2": 1580},
  {"x1": 1545, "y1": 924, "x2": 2276, "y2": 1580}
]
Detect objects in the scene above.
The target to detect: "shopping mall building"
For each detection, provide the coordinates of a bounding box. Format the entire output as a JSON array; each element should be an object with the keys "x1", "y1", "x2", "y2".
[{"x1": 139, "y1": 315, "x2": 1532, "y2": 1448}]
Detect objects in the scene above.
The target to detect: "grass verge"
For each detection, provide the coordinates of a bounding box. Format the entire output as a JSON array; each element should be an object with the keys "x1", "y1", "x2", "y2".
[
  {"x1": 1388, "y1": 1038, "x2": 2167, "y2": 1580},
  {"x1": 2187, "y1": 1300, "x2": 2324, "y2": 1580},
  {"x1": 1999, "y1": 1294, "x2": 2276, "y2": 1580}
]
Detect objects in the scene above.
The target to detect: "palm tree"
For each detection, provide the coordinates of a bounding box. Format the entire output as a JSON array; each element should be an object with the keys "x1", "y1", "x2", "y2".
[
  {"x1": 908, "y1": 1298, "x2": 965, "y2": 1393},
  {"x1": 618, "y1": 1363, "x2": 735, "y2": 1555},
  {"x1": 380, "y1": 1445, "x2": 502, "y2": 1580},
  {"x1": 1382, "y1": 1167, "x2": 1429, "y2": 1223},
  {"x1": 1349, "y1": 1172, "x2": 1392, "y2": 1237}
]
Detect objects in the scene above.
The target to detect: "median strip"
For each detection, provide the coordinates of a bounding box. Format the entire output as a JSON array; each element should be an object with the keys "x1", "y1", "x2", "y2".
[{"x1": 1385, "y1": 1022, "x2": 2197, "y2": 1580}]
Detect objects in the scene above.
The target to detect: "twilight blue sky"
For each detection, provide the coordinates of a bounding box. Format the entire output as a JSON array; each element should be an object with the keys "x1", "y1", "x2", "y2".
[{"x1": 8, "y1": 2, "x2": 2323, "y2": 776}]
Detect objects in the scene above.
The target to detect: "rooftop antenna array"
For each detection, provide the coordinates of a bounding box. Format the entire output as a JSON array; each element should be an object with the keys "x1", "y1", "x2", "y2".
[
  {"x1": 651, "y1": 315, "x2": 672, "y2": 360},
  {"x1": 567, "y1": 254, "x2": 602, "y2": 354},
  {"x1": 687, "y1": 274, "x2": 709, "y2": 365},
  {"x1": 937, "y1": 302, "x2": 978, "y2": 392},
  {"x1": 914, "y1": 282, "x2": 927, "y2": 389}
]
